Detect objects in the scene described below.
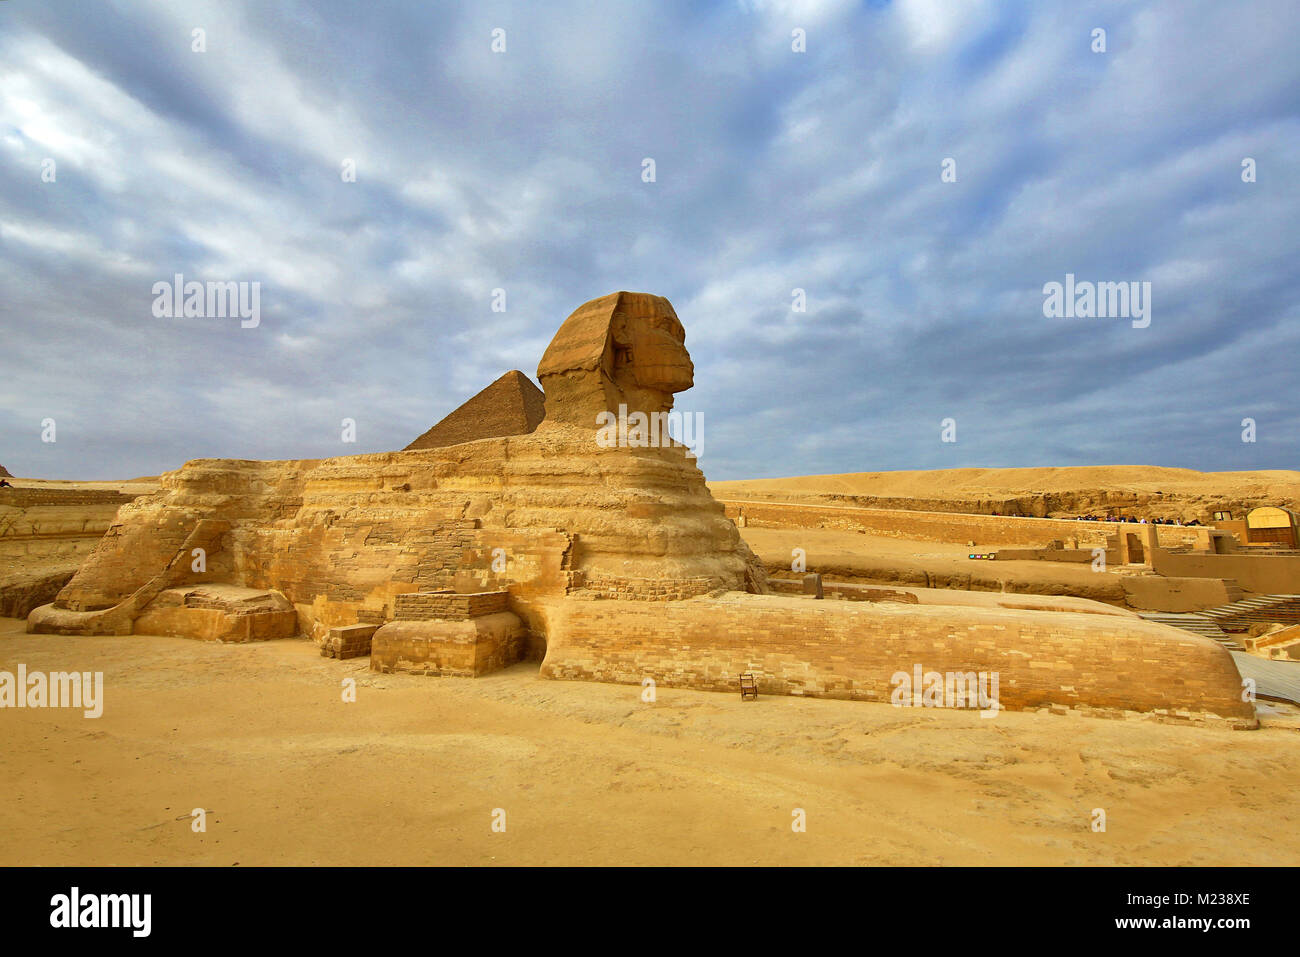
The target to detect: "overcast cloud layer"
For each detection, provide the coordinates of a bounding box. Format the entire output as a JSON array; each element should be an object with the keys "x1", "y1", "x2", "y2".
[{"x1": 1, "y1": 0, "x2": 1297, "y2": 480}]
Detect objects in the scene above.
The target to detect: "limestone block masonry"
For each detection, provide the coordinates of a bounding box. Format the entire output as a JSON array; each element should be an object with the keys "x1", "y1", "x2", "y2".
[
  {"x1": 370, "y1": 614, "x2": 526, "y2": 676},
  {"x1": 322, "y1": 623, "x2": 378, "y2": 659},
  {"x1": 393, "y1": 590, "x2": 510, "y2": 621},
  {"x1": 581, "y1": 574, "x2": 718, "y2": 601}
]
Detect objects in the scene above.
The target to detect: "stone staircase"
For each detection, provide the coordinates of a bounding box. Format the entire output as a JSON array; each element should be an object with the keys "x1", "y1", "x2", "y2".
[
  {"x1": 1138, "y1": 612, "x2": 1243, "y2": 650},
  {"x1": 1199, "y1": 594, "x2": 1300, "y2": 629},
  {"x1": 1138, "y1": 593, "x2": 1300, "y2": 652}
]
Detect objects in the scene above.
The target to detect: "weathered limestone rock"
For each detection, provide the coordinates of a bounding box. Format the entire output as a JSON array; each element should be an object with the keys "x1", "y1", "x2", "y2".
[
  {"x1": 0, "y1": 486, "x2": 147, "y2": 593},
  {"x1": 32, "y1": 427, "x2": 761, "y2": 641},
  {"x1": 29, "y1": 518, "x2": 233, "y2": 634},
  {"x1": 132, "y1": 584, "x2": 297, "y2": 642},
  {"x1": 0, "y1": 566, "x2": 78, "y2": 618},
  {"x1": 537, "y1": 291, "x2": 693, "y2": 427}
]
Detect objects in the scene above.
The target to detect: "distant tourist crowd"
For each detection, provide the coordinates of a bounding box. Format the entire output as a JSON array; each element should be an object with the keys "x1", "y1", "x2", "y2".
[
  {"x1": 986, "y1": 509, "x2": 1201, "y2": 526},
  {"x1": 1068, "y1": 515, "x2": 1200, "y2": 525}
]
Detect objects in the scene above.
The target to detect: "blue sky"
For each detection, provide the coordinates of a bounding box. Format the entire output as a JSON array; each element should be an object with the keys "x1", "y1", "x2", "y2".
[{"x1": 1, "y1": 0, "x2": 1297, "y2": 480}]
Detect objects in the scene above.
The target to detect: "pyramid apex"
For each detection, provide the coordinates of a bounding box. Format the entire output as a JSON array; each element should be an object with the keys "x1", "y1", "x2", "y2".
[{"x1": 403, "y1": 371, "x2": 545, "y2": 451}]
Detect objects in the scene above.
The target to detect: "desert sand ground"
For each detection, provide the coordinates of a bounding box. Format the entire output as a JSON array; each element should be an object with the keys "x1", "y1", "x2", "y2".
[
  {"x1": 3, "y1": 616, "x2": 1297, "y2": 867},
  {"x1": 711, "y1": 466, "x2": 1300, "y2": 501},
  {"x1": 1, "y1": 477, "x2": 160, "y2": 492}
]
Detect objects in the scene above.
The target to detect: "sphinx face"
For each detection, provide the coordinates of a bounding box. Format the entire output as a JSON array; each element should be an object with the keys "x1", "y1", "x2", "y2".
[
  {"x1": 536, "y1": 291, "x2": 695, "y2": 426},
  {"x1": 613, "y1": 303, "x2": 694, "y2": 395}
]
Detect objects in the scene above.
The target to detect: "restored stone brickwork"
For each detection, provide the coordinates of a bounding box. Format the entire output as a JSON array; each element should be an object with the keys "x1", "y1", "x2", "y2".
[
  {"x1": 322, "y1": 623, "x2": 378, "y2": 659},
  {"x1": 393, "y1": 590, "x2": 509, "y2": 621},
  {"x1": 539, "y1": 594, "x2": 1256, "y2": 728},
  {"x1": 581, "y1": 574, "x2": 718, "y2": 601}
]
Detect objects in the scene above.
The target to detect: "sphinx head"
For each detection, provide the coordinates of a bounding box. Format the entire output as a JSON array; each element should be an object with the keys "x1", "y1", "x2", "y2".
[{"x1": 537, "y1": 292, "x2": 694, "y2": 426}]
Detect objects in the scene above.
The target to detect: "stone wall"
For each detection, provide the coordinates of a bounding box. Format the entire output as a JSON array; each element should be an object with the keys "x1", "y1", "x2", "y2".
[
  {"x1": 1119, "y1": 577, "x2": 1236, "y2": 612},
  {"x1": 992, "y1": 547, "x2": 1109, "y2": 563},
  {"x1": 0, "y1": 488, "x2": 138, "y2": 508},
  {"x1": 823, "y1": 582, "x2": 919, "y2": 603},
  {"x1": 721, "y1": 501, "x2": 1201, "y2": 549},
  {"x1": 710, "y1": 473, "x2": 1299, "y2": 526},
  {"x1": 1150, "y1": 548, "x2": 1300, "y2": 596},
  {"x1": 0, "y1": 488, "x2": 141, "y2": 578}
]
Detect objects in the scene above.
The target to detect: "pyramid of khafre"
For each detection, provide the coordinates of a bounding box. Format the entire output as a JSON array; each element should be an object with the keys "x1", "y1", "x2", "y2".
[
  {"x1": 403, "y1": 370, "x2": 546, "y2": 450},
  {"x1": 0, "y1": 463, "x2": 10, "y2": 477}
]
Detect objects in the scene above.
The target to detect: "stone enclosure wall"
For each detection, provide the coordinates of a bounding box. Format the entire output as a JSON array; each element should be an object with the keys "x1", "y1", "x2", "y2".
[
  {"x1": 1151, "y1": 548, "x2": 1300, "y2": 596},
  {"x1": 0, "y1": 487, "x2": 145, "y2": 588},
  {"x1": 722, "y1": 501, "x2": 1202, "y2": 549}
]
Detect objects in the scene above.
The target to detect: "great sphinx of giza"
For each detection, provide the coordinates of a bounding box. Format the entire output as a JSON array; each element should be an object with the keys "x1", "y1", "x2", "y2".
[{"x1": 29, "y1": 292, "x2": 1255, "y2": 727}]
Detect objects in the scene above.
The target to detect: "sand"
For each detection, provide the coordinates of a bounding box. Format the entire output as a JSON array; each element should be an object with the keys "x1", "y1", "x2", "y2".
[
  {"x1": 711, "y1": 465, "x2": 1300, "y2": 520},
  {"x1": 2, "y1": 477, "x2": 161, "y2": 493},
  {"x1": 712, "y1": 466, "x2": 1300, "y2": 499},
  {"x1": 3, "y1": 617, "x2": 1297, "y2": 867}
]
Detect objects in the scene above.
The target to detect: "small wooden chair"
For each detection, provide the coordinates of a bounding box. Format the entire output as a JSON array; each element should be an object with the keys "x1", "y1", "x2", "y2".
[{"x1": 739, "y1": 672, "x2": 759, "y2": 700}]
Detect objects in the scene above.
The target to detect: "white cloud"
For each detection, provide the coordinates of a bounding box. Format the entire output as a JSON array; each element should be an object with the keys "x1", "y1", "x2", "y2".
[{"x1": 0, "y1": 0, "x2": 1297, "y2": 480}]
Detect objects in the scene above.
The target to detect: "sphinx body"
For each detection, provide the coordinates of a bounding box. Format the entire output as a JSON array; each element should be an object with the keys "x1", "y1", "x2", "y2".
[
  {"x1": 33, "y1": 293, "x2": 764, "y2": 639},
  {"x1": 29, "y1": 292, "x2": 1255, "y2": 727}
]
